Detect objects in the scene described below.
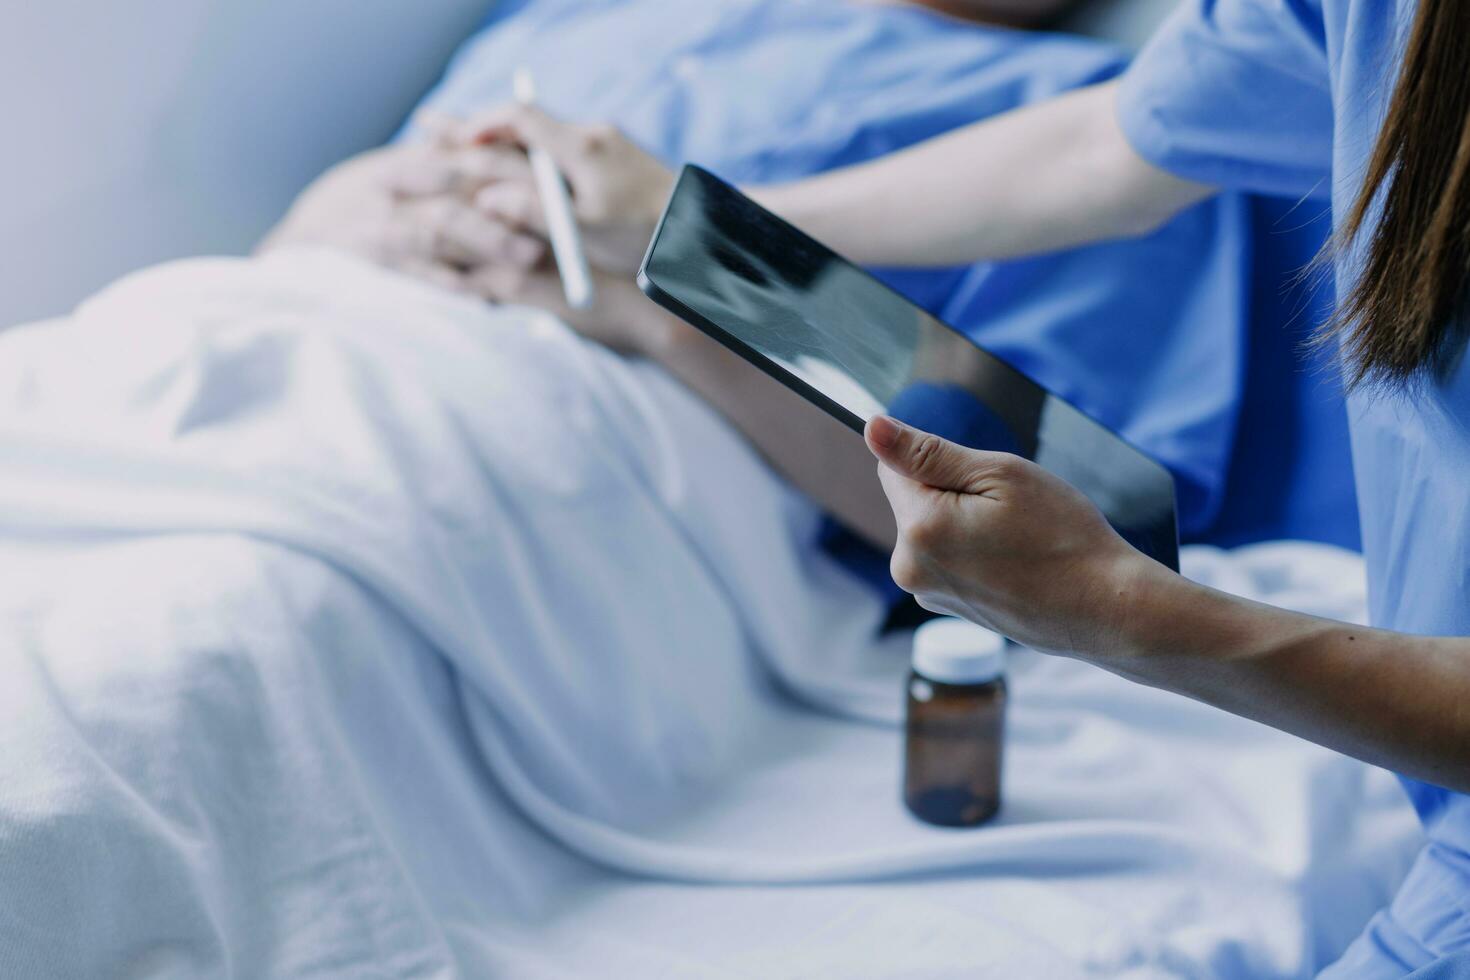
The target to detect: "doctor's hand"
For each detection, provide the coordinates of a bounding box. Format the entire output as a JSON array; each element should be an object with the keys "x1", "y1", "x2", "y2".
[
  {"x1": 865, "y1": 415, "x2": 1167, "y2": 662},
  {"x1": 441, "y1": 104, "x2": 675, "y2": 276}
]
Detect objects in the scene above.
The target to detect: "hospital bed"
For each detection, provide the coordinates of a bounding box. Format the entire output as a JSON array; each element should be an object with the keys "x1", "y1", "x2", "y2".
[{"x1": 0, "y1": 2, "x2": 1423, "y2": 977}]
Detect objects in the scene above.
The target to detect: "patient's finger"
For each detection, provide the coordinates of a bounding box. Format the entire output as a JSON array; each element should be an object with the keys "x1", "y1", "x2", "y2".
[
  {"x1": 411, "y1": 108, "x2": 462, "y2": 148},
  {"x1": 392, "y1": 255, "x2": 470, "y2": 294},
  {"x1": 406, "y1": 197, "x2": 545, "y2": 269},
  {"x1": 390, "y1": 145, "x2": 532, "y2": 200},
  {"x1": 450, "y1": 145, "x2": 532, "y2": 186},
  {"x1": 467, "y1": 263, "x2": 550, "y2": 309},
  {"x1": 387, "y1": 145, "x2": 463, "y2": 197},
  {"x1": 455, "y1": 104, "x2": 583, "y2": 168},
  {"x1": 469, "y1": 263, "x2": 520, "y2": 300},
  {"x1": 474, "y1": 180, "x2": 548, "y2": 237},
  {"x1": 452, "y1": 103, "x2": 527, "y2": 146},
  {"x1": 441, "y1": 209, "x2": 545, "y2": 269}
]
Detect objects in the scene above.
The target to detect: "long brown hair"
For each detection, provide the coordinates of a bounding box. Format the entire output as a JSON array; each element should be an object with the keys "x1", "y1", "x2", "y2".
[{"x1": 1328, "y1": 0, "x2": 1470, "y2": 389}]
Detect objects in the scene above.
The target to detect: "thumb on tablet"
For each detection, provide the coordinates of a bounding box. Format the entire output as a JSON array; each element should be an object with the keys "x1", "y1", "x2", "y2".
[{"x1": 865, "y1": 415, "x2": 1011, "y2": 496}]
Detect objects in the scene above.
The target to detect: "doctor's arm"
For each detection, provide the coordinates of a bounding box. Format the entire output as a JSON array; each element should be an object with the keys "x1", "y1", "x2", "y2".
[
  {"x1": 864, "y1": 415, "x2": 1470, "y2": 794},
  {"x1": 455, "y1": 80, "x2": 1214, "y2": 273},
  {"x1": 753, "y1": 80, "x2": 1215, "y2": 266}
]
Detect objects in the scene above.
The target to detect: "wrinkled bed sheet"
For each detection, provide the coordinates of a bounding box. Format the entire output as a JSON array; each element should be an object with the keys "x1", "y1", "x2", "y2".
[{"x1": 0, "y1": 251, "x2": 1420, "y2": 977}]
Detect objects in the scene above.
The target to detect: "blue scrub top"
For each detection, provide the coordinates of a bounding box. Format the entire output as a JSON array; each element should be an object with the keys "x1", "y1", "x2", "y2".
[{"x1": 1119, "y1": 0, "x2": 1470, "y2": 973}]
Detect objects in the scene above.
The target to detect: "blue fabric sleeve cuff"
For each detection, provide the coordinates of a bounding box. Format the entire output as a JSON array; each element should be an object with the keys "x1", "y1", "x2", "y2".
[{"x1": 1115, "y1": 0, "x2": 1335, "y2": 200}]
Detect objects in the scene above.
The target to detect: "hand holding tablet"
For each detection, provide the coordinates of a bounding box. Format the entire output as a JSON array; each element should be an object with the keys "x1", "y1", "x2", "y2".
[{"x1": 637, "y1": 165, "x2": 1179, "y2": 571}]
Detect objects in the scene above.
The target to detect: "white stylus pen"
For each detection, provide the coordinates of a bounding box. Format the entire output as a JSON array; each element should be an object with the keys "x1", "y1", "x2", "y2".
[{"x1": 513, "y1": 68, "x2": 594, "y2": 310}]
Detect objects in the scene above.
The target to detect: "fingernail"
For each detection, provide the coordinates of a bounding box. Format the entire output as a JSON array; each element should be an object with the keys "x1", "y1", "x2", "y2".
[
  {"x1": 868, "y1": 414, "x2": 903, "y2": 450},
  {"x1": 510, "y1": 238, "x2": 542, "y2": 264}
]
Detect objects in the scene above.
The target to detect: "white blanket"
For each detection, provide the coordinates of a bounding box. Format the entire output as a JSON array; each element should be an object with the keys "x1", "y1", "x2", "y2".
[{"x1": 0, "y1": 250, "x2": 1420, "y2": 978}]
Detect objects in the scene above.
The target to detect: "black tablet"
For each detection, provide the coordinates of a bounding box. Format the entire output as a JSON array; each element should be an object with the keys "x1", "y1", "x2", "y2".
[{"x1": 637, "y1": 164, "x2": 1179, "y2": 571}]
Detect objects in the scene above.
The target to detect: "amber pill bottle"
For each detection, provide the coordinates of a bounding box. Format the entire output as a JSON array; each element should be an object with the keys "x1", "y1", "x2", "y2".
[{"x1": 903, "y1": 617, "x2": 1007, "y2": 828}]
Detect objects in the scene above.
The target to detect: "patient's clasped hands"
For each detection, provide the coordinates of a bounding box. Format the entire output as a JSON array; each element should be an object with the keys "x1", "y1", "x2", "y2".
[{"x1": 261, "y1": 105, "x2": 675, "y2": 354}]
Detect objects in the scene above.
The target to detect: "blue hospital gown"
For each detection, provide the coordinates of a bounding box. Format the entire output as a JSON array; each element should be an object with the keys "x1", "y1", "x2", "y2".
[
  {"x1": 407, "y1": 0, "x2": 1364, "y2": 599},
  {"x1": 1119, "y1": 0, "x2": 1470, "y2": 973}
]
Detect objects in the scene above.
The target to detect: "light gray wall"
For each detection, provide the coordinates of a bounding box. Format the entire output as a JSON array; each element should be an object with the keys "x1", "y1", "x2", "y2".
[{"x1": 0, "y1": 0, "x2": 495, "y2": 328}]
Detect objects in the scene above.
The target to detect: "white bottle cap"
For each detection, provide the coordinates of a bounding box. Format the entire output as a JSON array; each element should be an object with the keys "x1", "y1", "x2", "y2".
[{"x1": 911, "y1": 617, "x2": 1006, "y2": 685}]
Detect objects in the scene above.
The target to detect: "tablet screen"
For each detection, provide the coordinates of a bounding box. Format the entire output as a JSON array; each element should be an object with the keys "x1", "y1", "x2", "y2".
[{"x1": 638, "y1": 165, "x2": 1178, "y2": 570}]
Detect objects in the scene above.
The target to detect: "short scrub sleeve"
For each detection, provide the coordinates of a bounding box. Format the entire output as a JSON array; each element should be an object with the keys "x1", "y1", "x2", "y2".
[{"x1": 1117, "y1": 0, "x2": 1336, "y2": 200}]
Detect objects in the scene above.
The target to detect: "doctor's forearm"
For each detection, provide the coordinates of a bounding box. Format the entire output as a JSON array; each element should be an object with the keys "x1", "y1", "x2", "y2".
[
  {"x1": 1113, "y1": 562, "x2": 1470, "y2": 793},
  {"x1": 751, "y1": 82, "x2": 1215, "y2": 267}
]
